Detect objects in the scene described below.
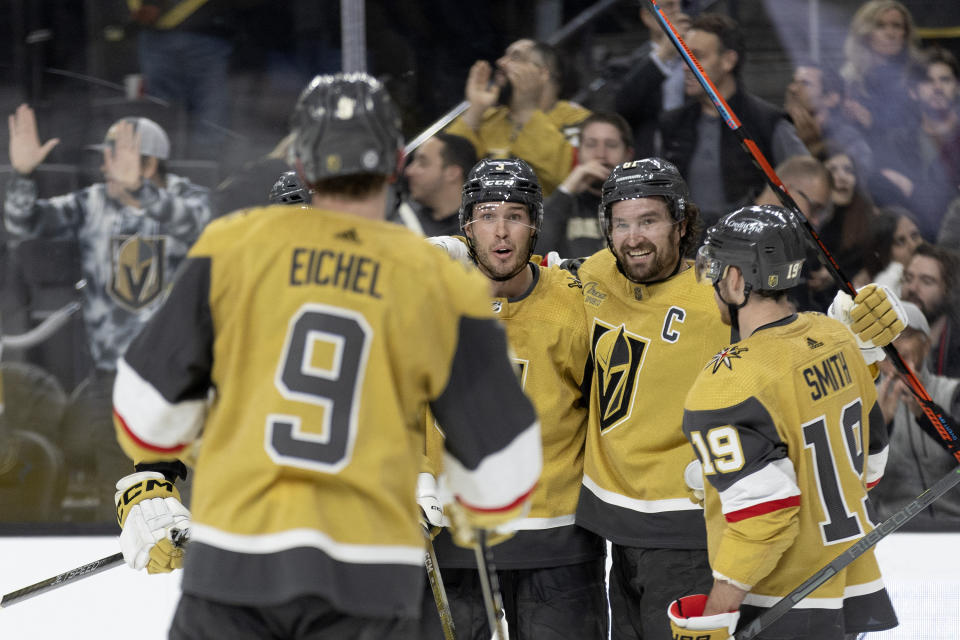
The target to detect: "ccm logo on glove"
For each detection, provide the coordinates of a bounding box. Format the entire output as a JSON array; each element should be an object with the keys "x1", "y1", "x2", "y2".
[{"x1": 116, "y1": 477, "x2": 179, "y2": 526}]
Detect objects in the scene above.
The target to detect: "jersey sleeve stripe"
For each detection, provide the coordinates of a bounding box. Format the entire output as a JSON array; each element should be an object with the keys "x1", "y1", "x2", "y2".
[
  {"x1": 866, "y1": 444, "x2": 888, "y2": 489},
  {"x1": 443, "y1": 421, "x2": 542, "y2": 511},
  {"x1": 724, "y1": 495, "x2": 801, "y2": 523},
  {"x1": 114, "y1": 356, "x2": 206, "y2": 450},
  {"x1": 717, "y1": 458, "x2": 801, "y2": 518},
  {"x1": 114, "y1": 409, "x2": 188, "y2": 455}
]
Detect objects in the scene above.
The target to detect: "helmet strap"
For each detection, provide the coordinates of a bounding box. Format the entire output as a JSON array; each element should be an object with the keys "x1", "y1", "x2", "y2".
[{"x1": 714, "y1": 281, "x2": 751, "y2": 334}]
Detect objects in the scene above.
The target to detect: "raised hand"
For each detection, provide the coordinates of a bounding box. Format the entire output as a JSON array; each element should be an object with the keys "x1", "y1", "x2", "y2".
[
  {"x1": 560, "y1": 160, "x2": 614, "y2": 195},
  {"x1": 465, "y1": 60, "x2": 501, "y2": 111},
  {"x1": 8, "y1": 104, "x2": 60, "y2": 175}
]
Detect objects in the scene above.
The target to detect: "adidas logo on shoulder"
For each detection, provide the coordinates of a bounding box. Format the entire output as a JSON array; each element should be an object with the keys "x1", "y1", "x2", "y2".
[
  {"x1": 806, "y1": 337, "x2": 824, "y2": 349},
  {"x1": 335, "y1": 228, "x2": 360, "y2": 243}
]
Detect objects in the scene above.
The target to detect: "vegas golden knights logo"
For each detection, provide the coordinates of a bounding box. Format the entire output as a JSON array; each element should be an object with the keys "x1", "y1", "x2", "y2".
[
  {"x1": 592, "y1": 320, "x2": 648, "y2": 432},
  {"x1": 109, "y1": 235, "x2": 165, "y2": 312}
]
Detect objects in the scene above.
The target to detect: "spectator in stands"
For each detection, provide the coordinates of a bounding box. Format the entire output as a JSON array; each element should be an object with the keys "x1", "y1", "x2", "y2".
[
  {"x1": 539, "y1": 112, "x2": 633, "y2": 258},
  {"x1": 940, "y1": 195, "x2": 960, "y2": 246},
  {"x1": 856, "y1": 206, "x2": 923, "y2": 292},
  {"x1": 901, "y1": 244, "x2": 960, "y2": 378},
  {"x1": 445, "y1": 38, "x2": 590, "y2": 196},
  {"x1": 872, "y1": 48, "x2": 960, "y2": 241},
  {"x1": 753, "y1": 155, "x2": 835, "y2": 312},
  {"x1": 614, "y1": 0, "x2": 691, "y2": 157},
  {"x1": 821, "y1": 145, "x2": 877, "y2": 273},
  {"x1": 390, "y1": 133, "x2": 476, "y2": 236},
  {"x1": 657, "y1": 13, "x2": 809, "y2": 226},
  {"x1": 129, "y1": 0, "x2": 236, "y2": 160},
  {"x1": 871, "y1": 301, "x2": 960, "y2": 529},
  {"x1": 784, "y1": 60, "x2": 869, "y2": 160},
  {"x1": 4, "y1": 105, "x2": 212, "y2": 521},
  {"x1": 841, "y1": 1, "x2": 922, "y2": 143}
]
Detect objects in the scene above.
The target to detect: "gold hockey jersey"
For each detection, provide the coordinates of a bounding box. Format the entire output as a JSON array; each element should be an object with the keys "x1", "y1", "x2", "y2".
[
  {"x1": 575, "y1": 251, "x2": 733, "y2": 548},
  {"x1": 683, "y1": 313, "x2": 896, "y2": 635},
  {"x1": 113, "y1": 205, "x2": 541, "y2": 618},
  {"x1": 427, "y1": 264, "x2": 604, "y2": 569},
  {"x1": 445, "y1": 101, "x2": 590, "y2": 196}
]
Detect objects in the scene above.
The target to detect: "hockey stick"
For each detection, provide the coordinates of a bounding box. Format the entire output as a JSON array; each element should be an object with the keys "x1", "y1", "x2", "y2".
[
  {"x1": 0, "y1": 528, "x2": 189, "y2": 608},
  {"x1": 473, "y1": 530, "x2": 509, "y2": 640},
  {"x1": 424, "y1": 527, "x2": 457, "y2": 640},
  {"x1": 734, "y1": 465, "x2": 960, "y2": 639},
  {"x1": 645, "y1": 0, "x2": 960, "y2": 462}
]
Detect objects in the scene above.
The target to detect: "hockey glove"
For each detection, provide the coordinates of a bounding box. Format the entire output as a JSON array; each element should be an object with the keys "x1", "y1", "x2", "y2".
[
  {"x1": 445, "y1": 494, "x2": 530, "y2": 549},
  {"x1": 668, "y1": 594, "x2": 739, "y2": 640},
  {"x1": 828, "y1": 283, "x2": 907, "y2": 365},
  {"x1": 427, "y1": 235, "x2": 473, "y2": 268},
  {"x1": 684, "y1": 459, "x2": 705, "y2": 507},
  {"x1": 115, "y1": 471, "x2": 191, "y2": 574},
  {"x1": 417, "y1": 472, "x2": 444, "y2": 539}
]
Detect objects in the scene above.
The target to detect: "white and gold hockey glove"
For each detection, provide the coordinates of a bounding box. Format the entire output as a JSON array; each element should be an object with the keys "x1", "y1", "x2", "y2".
[
  {"x1": 416, "y1": 472, "x2": 444, "y2": 539},
  {"x1": 115, "y1": 471, "x2": 190, "y2": 574},
  {"x1": 828, "y1": 283, "x2": 907, "y2": 365}
]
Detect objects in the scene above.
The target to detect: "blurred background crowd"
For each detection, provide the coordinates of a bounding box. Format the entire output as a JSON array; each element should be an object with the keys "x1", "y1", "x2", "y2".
[{"x1": 1, "y1": 0, "x2": 960, "y2": 534}]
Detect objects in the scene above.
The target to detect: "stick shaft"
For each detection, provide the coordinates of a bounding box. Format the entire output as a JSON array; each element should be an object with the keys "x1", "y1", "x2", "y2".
[
  {"x1": 1, "y1": 552, "x2": 124, "y2": 608},
  {"x1": 424, "y1": 531, "x2": 457, "y2": 640},
  {"x1": 736, "y1": 465, "x2": 960, "y2": 639},
  {"x1": 645, "y1": 0, "x2": 960, "y2": 461},
  {"x1": 473, "y1": 530, "x2": 508, "y2": 640}
]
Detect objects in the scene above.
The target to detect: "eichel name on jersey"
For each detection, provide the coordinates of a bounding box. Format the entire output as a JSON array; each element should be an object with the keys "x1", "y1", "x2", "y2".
[
  {"x1": 683, "y1": 313, "x2": 897, "y2": 635},
  {"x1": 426, "y1": 264, "x2": 605, "y2": 570},
  {"x1": 113, "y1": 205, "x2": 542, "y2": 619},
  {"x1": 289, "y1": 247, "x2": 383, "y2": 298},
  {"x1": 574, "y1": 251, "x2": 733, "y2": 549}
]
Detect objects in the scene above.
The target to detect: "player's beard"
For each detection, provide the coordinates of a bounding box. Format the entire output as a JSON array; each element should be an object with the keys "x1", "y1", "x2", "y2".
[
  {"x1": 475, "y1": 242, "x2": 530, "y2": 282},
  {"x1": 613, "y1": 234, "x2": 681, "y2": 283}
]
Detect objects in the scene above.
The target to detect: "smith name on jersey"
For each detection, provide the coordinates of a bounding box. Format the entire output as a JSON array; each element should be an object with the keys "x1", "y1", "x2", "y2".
[
  {"x1": 574, "y1": 251, "x2": 733, "y2": 549},
  {"x1": 113, "y1": 204, "x2": 541, "y2": 619},
  {"x1": 427, "y1": 263, "x2": 604, "y2": 569},
  {"x1": 683, "y1": 313, "x2": 897, "y2": 634}
]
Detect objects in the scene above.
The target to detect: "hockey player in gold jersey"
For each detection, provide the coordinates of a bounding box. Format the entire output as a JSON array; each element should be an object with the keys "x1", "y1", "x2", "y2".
[
  {"x1": 419, "y1": 158, "x2": 607, "y2": 639},
  {"x1": 573, "y1": 158, "x2": 725, "y2": 639},
  {"x1": 669, "y1": 205, "x2": 899, "y2": 639},
  {"x1": 111, "y1": 73, "x2": 542, "y2": 640}
]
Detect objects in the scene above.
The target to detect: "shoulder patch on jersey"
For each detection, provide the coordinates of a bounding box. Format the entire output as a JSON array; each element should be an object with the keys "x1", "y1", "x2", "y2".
[
  {"x1": 806, "y1": 337, "x2": 824, "y2": 349},
  {"x1": 707, "y1": 345, "x2": 749, "y2": 374},
  {"x1": 583, "y1": 281, "x2": 607, "y2": 307}
]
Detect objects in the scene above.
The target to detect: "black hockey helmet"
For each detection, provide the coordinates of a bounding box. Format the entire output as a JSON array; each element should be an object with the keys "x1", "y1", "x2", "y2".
[
  {"x1": 696, "y1": 204, "x2": 806, "y2": 292},
  {"x1": 269, "y1": 171, "x2": 312, "y2": 205},
  {"x1": 288, "y1": 72, "x2": 403, "y2": 184},
  {"x1": 598, "y1": 157, "x2": 689, "y2": 240},
  {"x1": 459, "y1": 158, "x2": 544, "y2": 252}
]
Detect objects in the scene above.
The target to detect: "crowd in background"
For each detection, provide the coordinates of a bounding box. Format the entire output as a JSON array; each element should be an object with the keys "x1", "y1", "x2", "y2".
[{"x1": 1, "y1": 0, "x2": 960, "y2": 533}]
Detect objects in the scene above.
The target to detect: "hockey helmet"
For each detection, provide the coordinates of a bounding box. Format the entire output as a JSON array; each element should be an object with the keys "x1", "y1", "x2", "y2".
[
  {"x1": 288, "y1": 73, "x2": 403, "y2": 184},
  {"x1": 696, "y1": 204, "x2": 807, "y2": 292},
  {"x1": 459, "y1": 158, "x2": 543, "y2": 252},
  {"x1": 598, "y1": 158, "x2": 688, "y2": 240},
  {"x1": 269, "y1": 171, "x2": 312, "y2": 205}
]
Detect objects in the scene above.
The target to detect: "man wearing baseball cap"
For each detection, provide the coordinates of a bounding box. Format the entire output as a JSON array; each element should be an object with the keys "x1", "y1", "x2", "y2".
[
  {"x1": 4, "y1": 104, "x2": 212, "y2": 522},
  {"x1": 871, "y1": 300, "x2": 960, "y2": 529}
]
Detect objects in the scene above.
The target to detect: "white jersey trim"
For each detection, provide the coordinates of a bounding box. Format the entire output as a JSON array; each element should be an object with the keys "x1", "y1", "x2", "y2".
[
  {"x1": 190, "y1": 523, "x2": 424, "y2": 566},
  {"x1": 582, "y1": 474, "x2": 703, "y2": 513},
  {"x1": 743, "y1": 577, "x2": 887, "y2": 610},
  {"x1": 443, "y1": 421, "x2": 542, "y2": 510},
  {"x1": 866, "y1": 445, "x2": 888, "y2": 487},
  {"x1": 114, "y1": 357, "x2": 207, "y2": 449},
  {"x1": 438, "y1": 514, "x2": 575, "y2": 530},
  {"x1": 718, "y1": 458, "x2": 800, "y2": 516}
]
